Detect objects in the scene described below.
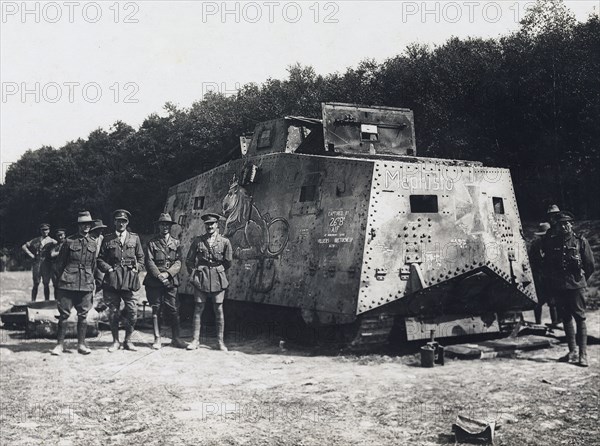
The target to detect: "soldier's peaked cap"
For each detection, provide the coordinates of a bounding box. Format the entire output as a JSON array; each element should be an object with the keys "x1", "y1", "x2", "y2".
[
  {"x1": 555, "y1": 211, "x2": 575, "y2": 222},
  {"x1": 56, "y1": 228, "x2": 67, "y2": 234},
  {"x1": 113, "y1": 209, "x2": 131, "y2": 220},
  {"x1": 77, "y1": 211, "x2": 94, "y2": 223},
  {"x1": 39, "y1": 223, "x2": 50, "y2": 230},
  {"x1": 201, "y1": 212, "x2": 222, "y2": 223},
  {"x1": 155, "y1": 213, "x2": 176, "y2": 225}
]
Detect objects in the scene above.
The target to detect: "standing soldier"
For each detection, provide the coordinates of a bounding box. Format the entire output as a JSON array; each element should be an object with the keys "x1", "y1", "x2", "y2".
[
  {"x1": 51, "y1": 212, "x2": 96, "y2": 356},
  {"x1": 49, "y1": 228, "x2": 67, "y2": 300},
  {"x1": 144, "y1": 213, "x2": 186, "y2": 350},
  {"x1": 186, "y1": 212, "x2": 232, "y2": 351},
  {"x1": 546, "y1": 204, "x2": 561, "y2": 233},
  {"x1": 22, "y1": 223, "x2": 56, "y2": 301},
  {"x1": 89, "y1": 219, "x2": 108, "y2": 294},
  {"x1": 97, "y1": 209, "x2": 145, "y2": 352},
  {"x1": 529, "y1": 222, "x2": 559, "y2": 326},
  {"x1": 543, "y1": 212, "x2": 595, "y2": 367}
]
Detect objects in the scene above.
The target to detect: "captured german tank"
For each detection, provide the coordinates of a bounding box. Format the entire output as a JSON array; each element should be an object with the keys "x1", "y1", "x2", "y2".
[{"x1": 164, "y1": 102, "x2": 537, "y2": 347}]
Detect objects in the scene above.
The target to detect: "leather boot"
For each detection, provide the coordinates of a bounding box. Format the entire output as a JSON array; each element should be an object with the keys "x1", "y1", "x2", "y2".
[
  {"x1": 215, "y1": 309, "x2": 227, "y2": 352},
  {"x1": 31, "y1": 287, "x2": 38, "y2": 302},
  {"x1": 123, "y1": 332, "x2": 138, "y2": 351},
  {"x1": 187, "y1": 306, "x2": 202, "y2": 350},
  {"x1": 533, "y1": 305, "x2": 542, "y2": 325},
  {"x1": 549, "y1": 305, "x2": 559, "y2": 325},
  {"x1": 44, "y1": 285, "x2": 51, "y2": 301},
  {"x1": 77, "y1": 319, "x2": 91, "y2": 355},
  {"x1": 558, "y1": 319, "x2": 577, "y2": 363},
  {"x1": 123, "y1": 315, "x2": 138, "y2": 351},
  {"x1": 108, "y1": 324, "x2": 121, "y2": 352},
  {"x1": 578, "y1": 321, "x2": 588, "y2": 367},
  {"x1": 152, "y1": 312, "x2": 161, "y2": 350},
  {"x1": 171, "y1": 316, "x2": 187, "y2": 349},
  {"x1": 51, "y1": 319, "x2": 66, "y2": 356}
]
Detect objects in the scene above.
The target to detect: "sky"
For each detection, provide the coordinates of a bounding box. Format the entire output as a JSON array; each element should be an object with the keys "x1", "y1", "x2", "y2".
[{"x1": 1, "y1": 1, "x2": 598, "y2": 180}]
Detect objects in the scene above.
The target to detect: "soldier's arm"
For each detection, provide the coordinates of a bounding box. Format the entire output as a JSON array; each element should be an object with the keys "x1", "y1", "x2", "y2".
[
  {"x1": 135, "y1": 236, "x2": 145, "y2": 271},
  {"x1": 50, "y1": 244, "x2": 61, "y2": 258},
  {"x1": 55, "y1": 241, "x2": 69, "y2": 278},
  {"x1": 96, "y1": 238, "x2": 112, "y2": 273},
  {"x1": 90, "y1": 240, "x2": 98, "y2": 274},
  {"x1": 581, "y1": 237, "x2": 596, "y2": 280},
  {"x1": 167, "y1": 244, "x2": 182, "y2": 278},
  {"x1": 145, "y1": 242, "x2": 161, "y2": 279},
  {"x1": 185, "y1": 238, "x2": 198, "y2": 274},
  {"x1": 223, "y1": 238, "x2": 233, "y2": 270},
  {"x1": 22, "y1": 240, "x2": 35, "y2": 259}
]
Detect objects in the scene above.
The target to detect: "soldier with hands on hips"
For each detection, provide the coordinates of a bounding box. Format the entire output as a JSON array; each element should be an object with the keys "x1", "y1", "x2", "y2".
[
  {"x1": 97, "y1": 209, "x2": 145, "y2": 352},
  {"x1": 51, "y1": 212, "x2": 96, "y2": 356},
  {"x1": 22, "y1": 223, "x2": 57, "y2": 301},
  {"x1": 186, "y1": 212, "x2": 232, "y2": 351},
  {"x1": 144, "y1": 213, "x2": 187, "y2": 350}
]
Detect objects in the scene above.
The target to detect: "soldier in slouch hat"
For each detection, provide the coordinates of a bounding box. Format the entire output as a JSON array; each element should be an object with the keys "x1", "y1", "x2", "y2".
[
  {"x1": 144, "y1": 213, "x2": 186, "y2": 349},
  {"x1": 51, "y1": 212, "x2": 96, "y2": 356}
]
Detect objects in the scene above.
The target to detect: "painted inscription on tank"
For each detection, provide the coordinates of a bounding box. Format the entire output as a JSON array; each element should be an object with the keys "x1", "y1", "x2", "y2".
[
  {"x1": 318, "y1": 210, "x2": 353, "y2": 248},
  {"x1": 384, "y1": 169, "x2": 454, "y2": 191}
]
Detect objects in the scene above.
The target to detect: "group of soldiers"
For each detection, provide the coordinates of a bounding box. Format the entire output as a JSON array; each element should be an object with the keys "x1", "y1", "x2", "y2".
[
  {"x1": 23, "y1": 209, "x2": 232, "y2": 356},
  {"x1": 529, "y1": 205, "x2": 595, "y2": 367}
]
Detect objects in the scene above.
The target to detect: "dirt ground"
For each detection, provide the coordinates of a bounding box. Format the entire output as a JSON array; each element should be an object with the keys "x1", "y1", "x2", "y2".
[{"x1": 1, "y1": 271, "x2": 599, "y2": 446}]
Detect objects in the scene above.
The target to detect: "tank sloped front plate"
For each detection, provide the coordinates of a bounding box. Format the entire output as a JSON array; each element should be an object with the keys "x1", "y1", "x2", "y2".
[{"x1": 368, "y1": 266, "x2": 537, "y2": 319}]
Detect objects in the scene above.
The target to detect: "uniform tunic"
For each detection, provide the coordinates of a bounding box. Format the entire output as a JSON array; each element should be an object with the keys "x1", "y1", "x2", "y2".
[
  {"x1": 54, "y1": 234, "x2": 97, "y2": 321},
  {"x1": 97, "y1": 232, "x2": 145, "y2": 291},
  {"x1": 144, "y1": 235, "x2": 182, "y2": 319},
  {"x1": 543, "y1": 231, "x2": 595, "y2": 321},
  {"x1": 543, "y1": 232, "x2": 595, "y2": 290},
  {"x1": 97, "y1": 231, "x2": 145, "y2": 329},
  {"x1": 186, "y1": 233, "x2": 232, "y2": 293}
]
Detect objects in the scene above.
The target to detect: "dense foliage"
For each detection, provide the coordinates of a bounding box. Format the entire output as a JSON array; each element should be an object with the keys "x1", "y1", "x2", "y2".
[{"x1": 1, "y1": 1, "x2": 599, "y2": 249}]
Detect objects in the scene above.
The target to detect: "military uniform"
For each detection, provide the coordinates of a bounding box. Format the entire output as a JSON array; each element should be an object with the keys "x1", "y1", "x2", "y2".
[
  {"x1": 144, "y1": 213, "x2": 185, "y2": 349},
  {"x1": 543, "y1": 212, "x2": 595, "y2": 366},
  {"x1": 186, "y1": 233, "x2": 232, "y2": 299},
  {"x1": 49, "y1": 229, "x2": 67, "y2": 299},
  {"x1": 23, "y1": 225, "x2": 57, "y2": 301},
  {"x1": 52, "y1": 212, "x2": 96, "y2": 355},
  {"x1": 185, "y1": 213, "x2": 232, "y2": 351},
  {"x1": 97, "y1": 209, "x2": 145, "y2": 351},
  {"x1": 529, "y1": 223, "x2": 558, "y2": 325}
]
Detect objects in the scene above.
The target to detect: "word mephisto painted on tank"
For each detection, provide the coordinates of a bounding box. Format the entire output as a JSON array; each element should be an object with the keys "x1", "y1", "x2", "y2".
[{"x1": 384, "y1": 169, "x2": 454, "y2": 191}]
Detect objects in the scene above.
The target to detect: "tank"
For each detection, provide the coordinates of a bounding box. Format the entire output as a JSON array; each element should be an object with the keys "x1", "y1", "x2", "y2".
[{"x1": 164, "y1": 102, "x2": 537, "y2": 346}]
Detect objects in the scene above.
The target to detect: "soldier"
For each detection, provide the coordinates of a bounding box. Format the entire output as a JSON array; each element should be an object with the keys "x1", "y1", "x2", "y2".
[
  {"x1": 144, "y1": 213, "x2": 186, "y2": 350},
  {"x1": 97, "y1": 209, "x2": 145, "y2": 352},
  {"x1": 22, "y1": 223, "x2": 57, "y2": 301},
  {"x1": 186, "y1": 212, "x2": 232, "y2": 351},
  {"x1": 49, "y1": 228, "x2": 67, "y2": 300},
  {"x1": 51, "y1": 212, "x2": 97, "y2": 356},
  {"x1": 530, "y1": 222, "x2": 559, "y2": 326},
  {"x1": 543, "y1": 212, "x2": 595, "y2": 367},
  {"x1": 89, "y1": 219, "x2": 107, "y2": 293},
  {"x1": 546, "y1": 204, "x2": 561, "y2": 233}
]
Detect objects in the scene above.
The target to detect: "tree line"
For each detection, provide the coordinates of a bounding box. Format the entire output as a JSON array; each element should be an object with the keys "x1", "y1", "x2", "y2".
[{"x1": 1, "y1": 0, "x2": 599, "y2": 256}]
